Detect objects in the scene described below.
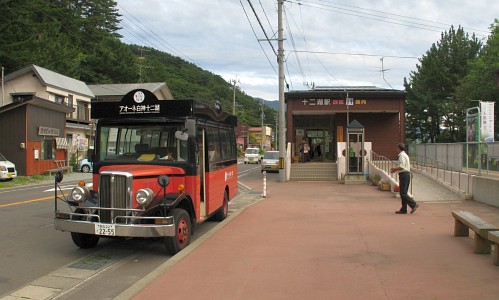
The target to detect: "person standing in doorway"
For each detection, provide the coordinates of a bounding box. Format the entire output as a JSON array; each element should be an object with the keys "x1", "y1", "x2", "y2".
[
  {"x1": 299, "y1": 143, "x2": 304, "y2": 162},
  {"x1": 303, "y1": 141, "x2": 310, "y2": 162},
  {"x1": 390, "y1": 143, "x2": 419, "y2": 214}
]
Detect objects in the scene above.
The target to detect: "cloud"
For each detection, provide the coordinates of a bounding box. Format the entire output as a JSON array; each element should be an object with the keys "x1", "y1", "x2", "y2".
[{"x1": 116, "y1": 0, "x2": 498, "y2": 100}]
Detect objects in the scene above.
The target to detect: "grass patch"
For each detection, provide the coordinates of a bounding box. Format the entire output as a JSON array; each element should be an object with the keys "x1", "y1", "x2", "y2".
[{"x1": 0, "y1": 175, "x2": 52, "y2": 188}]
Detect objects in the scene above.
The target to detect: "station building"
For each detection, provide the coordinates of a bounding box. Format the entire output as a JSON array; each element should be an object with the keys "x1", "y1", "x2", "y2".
[{"x1": 285, "y1": 86, "x2": 406, "y2": 164}]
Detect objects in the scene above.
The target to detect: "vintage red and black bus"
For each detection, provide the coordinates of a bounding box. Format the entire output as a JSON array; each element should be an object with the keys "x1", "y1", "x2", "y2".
[{"x1": 54, "y1": 89, "x2": 238, "y2": 255}]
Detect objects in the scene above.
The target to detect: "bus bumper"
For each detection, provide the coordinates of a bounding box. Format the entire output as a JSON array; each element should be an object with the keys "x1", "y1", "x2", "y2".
[{"x1": 54, "y1": 216, "x2": 176, "y2": 238}]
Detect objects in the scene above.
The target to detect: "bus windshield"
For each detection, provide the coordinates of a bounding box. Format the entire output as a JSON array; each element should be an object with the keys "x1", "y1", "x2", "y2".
[{"x1": 99, "y1": 125, "x2": 188, "y2": 162}]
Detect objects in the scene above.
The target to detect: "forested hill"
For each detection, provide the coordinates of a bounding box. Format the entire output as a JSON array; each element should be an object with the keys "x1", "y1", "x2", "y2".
[
  {"x1": 126, "y1": 45, "x2": 277, "y2": 127},
  {"x1": 0, "y1": 0, "x2": 275, "y2": 127}
]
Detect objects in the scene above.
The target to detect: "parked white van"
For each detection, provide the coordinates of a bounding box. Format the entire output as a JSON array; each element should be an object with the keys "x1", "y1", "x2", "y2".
[
  {"x1": 0, "y1": 153, "x2": 17, "y2": 180},
  {"x1": 244, "y1": 147, "x2": 261, "y2": 164}
]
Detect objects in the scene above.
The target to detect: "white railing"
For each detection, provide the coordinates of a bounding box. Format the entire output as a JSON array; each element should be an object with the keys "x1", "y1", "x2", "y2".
[
  {"x1": 412, "y1": 155, "x2": 472, "y2": 197},
  {"x1": 370, "y1": 151, "x2": 469, "y2": 196},
  {"x1": 369, "y1": 151, "x2": 412, "y2": 194},
  {"x1": 370, "y1": 151, "x2": 398, "y2": 182}
]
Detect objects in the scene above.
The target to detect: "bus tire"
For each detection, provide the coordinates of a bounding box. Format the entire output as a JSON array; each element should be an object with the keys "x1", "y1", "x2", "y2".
[
  {"x1": 70, "y1": 209, "x2": 99, "y2": 249},
  {"x1": 165, "y1": 208, "x2": 191, "y2": 255},
  {"x1": 213, "y1": 191, "x2": 229, "y2": 221},
  {"x1": 71, "y1": 232, "x2": 99, "y2": 249}
]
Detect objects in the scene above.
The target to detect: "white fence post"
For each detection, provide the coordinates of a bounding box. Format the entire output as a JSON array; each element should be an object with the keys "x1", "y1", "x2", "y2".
[{"x1": 262, "y1": 171, "x2": 267, "y2": 198}]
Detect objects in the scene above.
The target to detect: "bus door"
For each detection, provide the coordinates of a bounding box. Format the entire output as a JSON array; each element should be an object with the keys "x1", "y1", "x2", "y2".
[{"x1": 197, "y1": 128, "x2": 207, "y2": 219}]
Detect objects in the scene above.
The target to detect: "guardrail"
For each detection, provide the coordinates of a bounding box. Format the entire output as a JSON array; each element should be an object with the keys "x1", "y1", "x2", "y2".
[
  {"x1": 370, "y1": 151, "x2": 474, "y2": 197},
  {"x1": 412, "y1": 155, "x2": 472, "y2": 197},
  {"x1": 370, "y1": 151, "x2": 398, "y2": 182},
  {"x1": 370, "y1": 151, "x2": 415, "y2": 194}
]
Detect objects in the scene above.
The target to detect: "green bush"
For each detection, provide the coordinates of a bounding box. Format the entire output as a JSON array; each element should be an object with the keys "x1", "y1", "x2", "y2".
[{"x1": 70, "y1": 153, "x2": 78, "y2": 171}]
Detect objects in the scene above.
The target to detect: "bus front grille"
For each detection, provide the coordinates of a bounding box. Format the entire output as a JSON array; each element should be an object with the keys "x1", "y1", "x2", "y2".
[{"x1": 99, "y1": 173, "x2": 132, "y2": 223}]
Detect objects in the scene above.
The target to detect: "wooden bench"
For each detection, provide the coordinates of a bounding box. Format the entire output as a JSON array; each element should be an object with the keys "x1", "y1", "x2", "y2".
[
  {"x1": 452, "y1": 211, "x2": 498, "y2": 254},
  {"x1": 46, "y1": 160, "x2": 72, "y2": 175},
  {"x1": 488, "y1": 231, "x2": 499, "y2": 266}
]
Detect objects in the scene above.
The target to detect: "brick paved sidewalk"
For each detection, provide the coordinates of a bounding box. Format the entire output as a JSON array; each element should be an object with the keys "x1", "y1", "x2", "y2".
[{"x1": 120, "y1": 181, "x2": 499, "y2": 300}]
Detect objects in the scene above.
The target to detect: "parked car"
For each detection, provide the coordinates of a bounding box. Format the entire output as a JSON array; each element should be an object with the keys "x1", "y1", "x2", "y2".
[
  {"x1": 261, "y1": 151, "x2": 279, "y2": 173},
  {"x1": 244, "y1": 147, "x2": 261, "y2": 164},
  {"x1": 0, "y1": 153, "x2": 17, "y2": 180},
  {"x1": 78, "y1": 158, "x2": 93, "y2": 173}
]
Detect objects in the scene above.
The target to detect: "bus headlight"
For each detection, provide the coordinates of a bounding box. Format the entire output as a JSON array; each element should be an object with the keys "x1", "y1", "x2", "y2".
[
  {"x1": 70, "y1": 186, "x2": 90, "y2": 203},
  {"x1": 136, "y1": 188, "x2": 154, "y2": 206}
]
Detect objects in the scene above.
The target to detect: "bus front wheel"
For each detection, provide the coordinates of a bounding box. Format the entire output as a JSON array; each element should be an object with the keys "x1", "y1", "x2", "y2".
[
  {"x1": 165, "y1": 208, "x2": 191, "y2": 255},
  {"x1": 70, "y1": 209, "x2": 99, "y2": 249}
]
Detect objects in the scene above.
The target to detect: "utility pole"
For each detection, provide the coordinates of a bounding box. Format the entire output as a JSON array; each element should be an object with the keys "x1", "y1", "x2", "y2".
[
  {"x1": 230, "y1": 77, "x2": 239, "y2": 115},
  {"x1": 275, "y1": 111, "x2": 278, "y2": 149},
  {"x1": 137, "y1": 48, "x2": 150, "y2": 83},
  {"x1": 278, "y1": 0, "x2": 286, "y2": 182},
  {"x1": 1, "y1": 67, "x2": 5, "y2": 106},
  {"x1": 261, "y1": 100, "x2": 265, "y2": 150}
]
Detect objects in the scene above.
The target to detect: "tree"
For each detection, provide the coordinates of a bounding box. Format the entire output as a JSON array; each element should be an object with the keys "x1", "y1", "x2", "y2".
[
  {"x1": 0, "y1": 0, "x2": 277, "y2": 129},
  {"x1": 0, "y1": 0, "x2": 82, "y2": 72},
  {"x1": 404, "y1": 26, "x2": 482, "y2": 142},
  {"x1": 455, "y1": 20, "x2": 499, "y2": 138}
]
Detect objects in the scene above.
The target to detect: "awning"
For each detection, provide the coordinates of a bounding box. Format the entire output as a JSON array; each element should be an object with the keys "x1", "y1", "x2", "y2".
[
  {"x1": 66, "y1": 122, "x2": 92, "y2": 130},
  {"x1": 56, "y1": 137, "x2": 69, "y2": 149}
]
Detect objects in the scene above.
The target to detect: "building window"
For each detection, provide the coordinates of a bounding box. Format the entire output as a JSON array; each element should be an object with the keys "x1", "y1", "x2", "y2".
[
  {"x1": 66, "y1": 135, "x2": 72, "y2": 151},
  {"x1": 41, "y1": 140, "x2": 55, "y2": 160},
  {"x1": 12, "y1": 93, "x2": 33, "y2": 102},
  {"x1": 55, "y1": 95, "x2": 66, "y2": 105},
  {"x1": 66, "y1": 95, "x2": 74, "y2": 118},
  {"x1": 77, "y1": 101, "x2": 90, "y2": 121}
]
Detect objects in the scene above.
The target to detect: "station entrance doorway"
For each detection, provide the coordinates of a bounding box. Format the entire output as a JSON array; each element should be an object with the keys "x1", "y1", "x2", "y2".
[
  {"x1": 304, "y1": 129, "x2": 335, "y2": 161},
  {"x1": 293, "y1": 115, "x2": 336, "y2": 162}
]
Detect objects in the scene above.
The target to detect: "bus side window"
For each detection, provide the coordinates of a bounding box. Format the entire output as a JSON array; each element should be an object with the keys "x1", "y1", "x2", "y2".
[
  {"x1": 208, "y1": 142, "x2": 217, "y2": 161},
  {"x1": 220, "y1": 128, "x2": 235, "y2": 160},
  {"x1": 206, "y1": 127, "x2": 220, "y2": 162}
]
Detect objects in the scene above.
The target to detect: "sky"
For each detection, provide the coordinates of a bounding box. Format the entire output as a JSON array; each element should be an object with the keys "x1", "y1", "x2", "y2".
[{"x1": 115, "y1": 0, "x2": 499, "y2": 100}]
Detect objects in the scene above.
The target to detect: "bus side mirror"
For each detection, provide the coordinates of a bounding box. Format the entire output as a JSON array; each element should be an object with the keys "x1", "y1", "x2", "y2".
[
  {"x1": 185, "y1": 118, "x2": 196, "y2": 137},
  {"x1": 175, "y1": 118, "x2": 196, "y2": 141},
  {"x1": 175, "y1": 130, "x2": 188, "y2": 141}
]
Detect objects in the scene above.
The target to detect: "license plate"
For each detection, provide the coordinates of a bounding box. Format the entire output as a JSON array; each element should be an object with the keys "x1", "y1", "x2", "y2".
[
  {"x1": 7, "y1": 174, "x2": 12, "y2": 178},
  {"x1": 95, "y1": 224, "x2": 116, "y2": 236}
]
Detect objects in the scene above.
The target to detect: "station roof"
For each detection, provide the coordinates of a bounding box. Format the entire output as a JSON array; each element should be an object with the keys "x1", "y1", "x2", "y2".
[
  {"x1": 285, "y1": 86, "x2": 406, "y2": 101},
  {"x1": 88, "y1": 83, "x2": 173, "y2": 100}
]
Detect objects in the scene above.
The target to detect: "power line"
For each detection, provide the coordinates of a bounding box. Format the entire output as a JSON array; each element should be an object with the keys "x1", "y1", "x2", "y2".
[
  {"x1": 290, "y1": 50, "x2": 419, "y2": 60},
  {"x1": 287, "y1": 0, "x2": 490, "y2": 36},
  {"x1": 246, "y1": 0, "x2": 278, "y2": 57},
  {"x1": 311, "y1": 0, "x2": 490, "y2": 35},
  {"x1": 283, "y1": 7, "x2": 306, "y2": 82},
  {"x1": 240, "y1": 0, "x2": 278, "y2": 75},
  {"x1": 117, "y1": 4, "x2": 199, "y2": 65},
  {"x1": 258, "y1": 0, "x2": 277, "y2": 38}
]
